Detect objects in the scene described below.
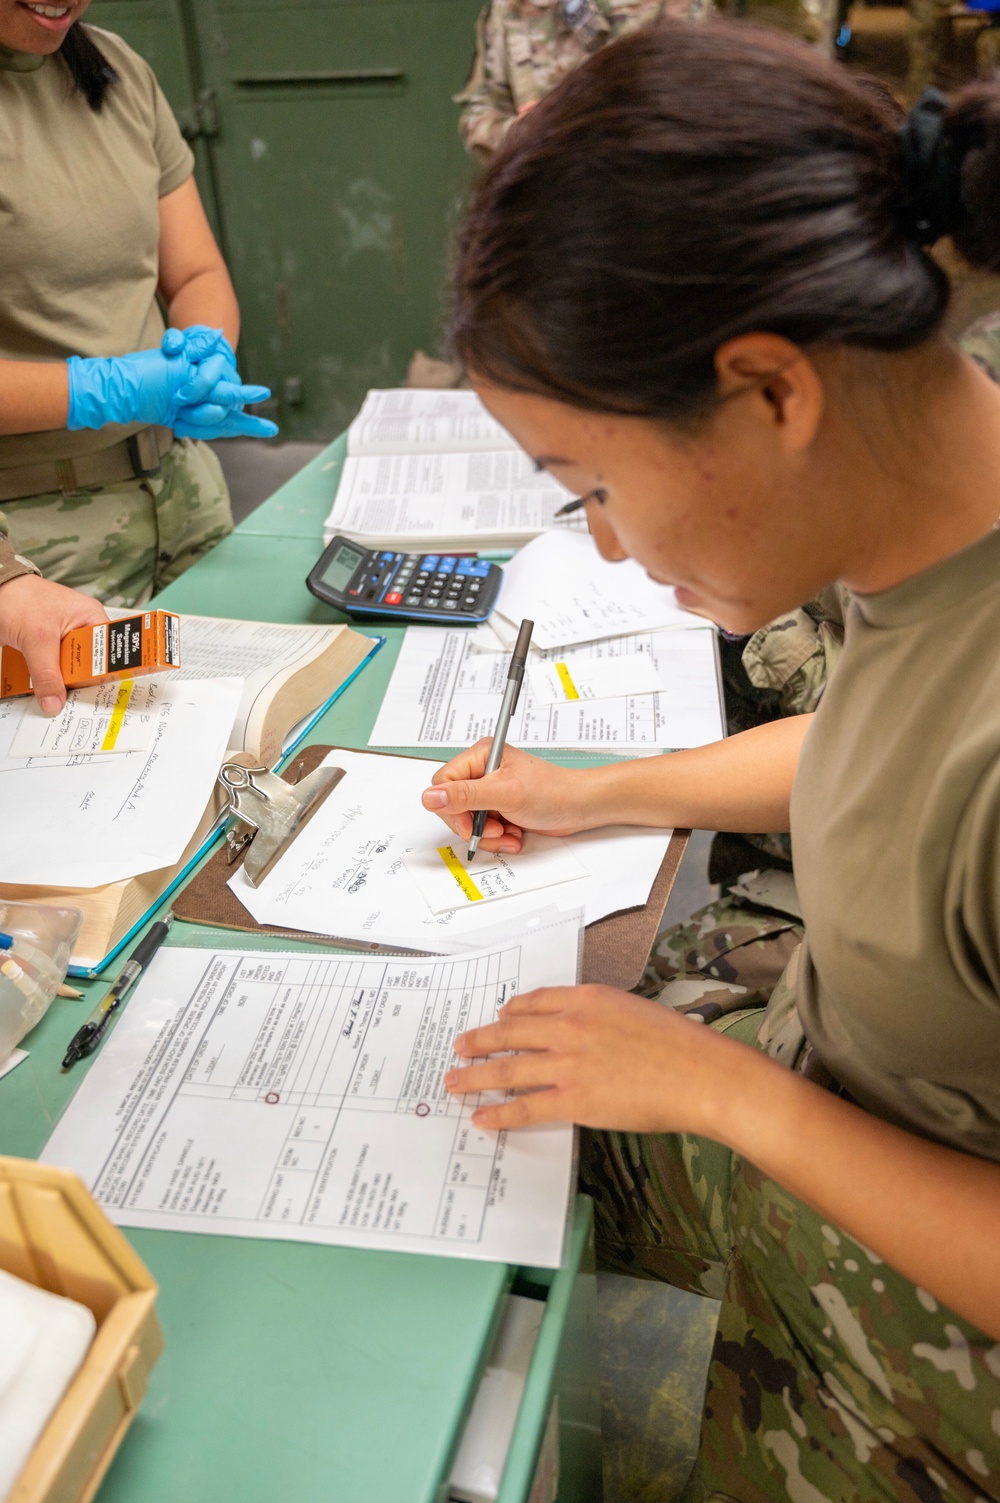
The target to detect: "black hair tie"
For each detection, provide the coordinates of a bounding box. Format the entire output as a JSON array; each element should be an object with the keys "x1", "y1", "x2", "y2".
[{"x1": 898, "y1": 88, "x2": 966, "y2": 246}]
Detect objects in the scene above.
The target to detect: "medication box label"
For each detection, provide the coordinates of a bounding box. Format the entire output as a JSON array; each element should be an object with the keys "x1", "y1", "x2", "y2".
[{"x1": 107, "y1": 616, "x2": 145, "y2": 672}]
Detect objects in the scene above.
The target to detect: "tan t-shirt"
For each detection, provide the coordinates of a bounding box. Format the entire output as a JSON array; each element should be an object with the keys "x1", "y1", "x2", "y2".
[
  {"x1": 792, "y1": 524, "x2": 1000, "y2": 1163},
  {"x1": 0, "y1": 28, "x2": 194, "y2": 470}
]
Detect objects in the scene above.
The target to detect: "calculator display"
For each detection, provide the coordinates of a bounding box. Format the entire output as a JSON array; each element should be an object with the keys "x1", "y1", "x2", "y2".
[{"x1": 322, "y1": 543, "x2": 365, "y2": 592}]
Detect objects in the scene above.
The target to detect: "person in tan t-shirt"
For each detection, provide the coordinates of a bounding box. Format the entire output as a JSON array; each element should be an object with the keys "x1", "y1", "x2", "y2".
[
  {"x1": 421, "y1": 24, "x2": 1000, "y2": 1499},
  {"x1": 0, "y1": 1, "x2": 275, "y2": 713}
]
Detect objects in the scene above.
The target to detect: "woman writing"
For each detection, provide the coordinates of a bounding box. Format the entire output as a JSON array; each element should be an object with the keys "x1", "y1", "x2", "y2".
[
  {"x1": 0, "y1": 0, "x2": 274, "y2": 709},
  {"x1": 425, "y1": 25, "x2": 1000, "y2": 1498}
]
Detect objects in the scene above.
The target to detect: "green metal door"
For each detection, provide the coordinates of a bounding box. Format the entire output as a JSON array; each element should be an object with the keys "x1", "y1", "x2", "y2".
[{"x1": 88, "y1": 0, "x2": 482, "y2": 439}]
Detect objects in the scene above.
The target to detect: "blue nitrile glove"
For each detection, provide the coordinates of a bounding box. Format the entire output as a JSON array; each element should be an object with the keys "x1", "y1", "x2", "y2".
[
  {"x1": 172, "y1": 400, "x2": 279, "y2": 440},
  {"x1": 66, "y1": 347, "x2": 197, "y2": 431},
  {"x1": 161, "y1": 325, "x2": 238, "y2": 373},
  {"x1": 163, "y1": 326, "x2": 279, "y2": 440},
  {"x1": 67, "y1": 348, "x2": 276, "y2": 434}
]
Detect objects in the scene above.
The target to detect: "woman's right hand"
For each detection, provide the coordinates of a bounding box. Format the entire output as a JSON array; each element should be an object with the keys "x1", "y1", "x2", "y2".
[
  {"x1": 420, "y1": 741, "x2": 597, "y2": 853},
  {"x1": 0, "y1": 573, "x2": 108, "y2": 715}
]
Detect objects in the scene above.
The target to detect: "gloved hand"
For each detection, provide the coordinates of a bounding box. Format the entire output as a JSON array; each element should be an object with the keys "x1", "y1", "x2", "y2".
[
  {"x1": 173, "y1": 401, "x2": 279, "y2": 440},
  {"x1": 161, "y1": 325, "x2": 237, "y2": 373},
  {"x1": 163, "y1": 326, "x2": 278, "y2": 440},
  {"x1": 67, "y1": 346, "x2": 257, "y2": 429}
]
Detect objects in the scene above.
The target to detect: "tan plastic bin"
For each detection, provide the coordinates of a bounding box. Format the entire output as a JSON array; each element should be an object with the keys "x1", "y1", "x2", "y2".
[{"x1": 0, "y1": 1157, "x2": 164, "y2": 1503}]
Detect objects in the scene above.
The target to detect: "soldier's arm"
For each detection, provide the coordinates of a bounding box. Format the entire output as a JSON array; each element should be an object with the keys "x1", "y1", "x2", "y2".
[
  {"x1": 0, "y1": 360, "x2": 69, "y2": 435},
  {"x1": 455, "y1": 3, "x2": 519, "y2": 161},
  {"x1": 449, "y1": 986, "x2": 1000, "y2": 1342},
  {"x1": 423, "y1": 716, "x2": 810, "y2": 853},
  {"x1": 158, "y1": 178, "x2": 240, "y2": 346}
]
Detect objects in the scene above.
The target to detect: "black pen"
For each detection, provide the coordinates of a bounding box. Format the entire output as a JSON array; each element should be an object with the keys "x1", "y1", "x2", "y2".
[
  {"x1": 554, "y1": 487, "x2": 607, "y2": 518},
  {"x1": 62, "y1": 914, "x2": 174, "y2": 1070},
  {"x1": 468, "y1": 619, "x2": 534, "y2": 861}
]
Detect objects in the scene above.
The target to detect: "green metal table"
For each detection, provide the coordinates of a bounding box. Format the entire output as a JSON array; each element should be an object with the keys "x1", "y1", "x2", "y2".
[{"x1": 0, "y1": 439, "x2": 602, "y2": 1503}]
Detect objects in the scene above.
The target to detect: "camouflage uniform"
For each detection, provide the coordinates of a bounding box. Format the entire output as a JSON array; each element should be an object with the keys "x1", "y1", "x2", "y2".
[
  {"x1": 906, "y1": 0, "x2": 952, "y2": 97},
  {"x1": 0, "y1": 438, "x2": 232, "y2": 608},
  {"x1": 642, "y1": 587, "x2": 850, "y2": 1000},
  {"x1": 581, "y1": 1003, "x2": 1000, "y2": 1503},
  {"x1": 960, "y1": 311, "x2": 1000, "y2": 385},
  {"x1": 456, "y1": 0, "x2": 709, "y2": 161},
  {"x1": 744, "y1": 0, "x2": 840, "y2": 54}
]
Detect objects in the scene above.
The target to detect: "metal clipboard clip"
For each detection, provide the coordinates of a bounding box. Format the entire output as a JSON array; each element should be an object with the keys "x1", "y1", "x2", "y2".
[{"x1": 218, "y1": 760, "x2": 346, "y2": 888}]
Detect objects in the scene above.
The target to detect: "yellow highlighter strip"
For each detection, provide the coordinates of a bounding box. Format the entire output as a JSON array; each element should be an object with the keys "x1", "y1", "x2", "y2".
[
  {"x1": 100, "y1": 678, "x2": 135, "y2": 751},
  {"x1": 555, "y1": 661, "x2": 580, "y2": 700},
  {"x1": 437, "y1": 845, "x2": 485, "y2": 902}
]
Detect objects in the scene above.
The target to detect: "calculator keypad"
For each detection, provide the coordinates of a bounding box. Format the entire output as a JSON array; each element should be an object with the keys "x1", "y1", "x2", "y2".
[{"x1": 356, "y1": 552, "x2": 494, "y2": 615}]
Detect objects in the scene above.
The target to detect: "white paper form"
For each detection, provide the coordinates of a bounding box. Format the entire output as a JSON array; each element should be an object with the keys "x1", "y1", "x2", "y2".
[
  {"x1": 527, "y1": 653, "x2": 665, "y2": 706},
  {"x1": 493, "y1": 532, "x2": 697, "y2": 648},
  {"x1": 229, "y1": 749, "x2": 671, "y2": 948},
  {"x1": 41, "y1": 924, "x2": 581, "y2": 1267},
  {"x1": 347, "y1": 388, "x2": 518, "y2": 455},
  {"x1": 9, "y1": 678, "x2": 161, "y2": 758},
  {"x1": 0, "y1": 677, "x2": 242, "y2": 888},
  {"x1": 323, "y1": 451, "x2": 578, "y2": 549},
  {"x1": 370, "y1": 627, "x2": 724, "y2": 753},
  {"x1": 402, "y1": 839, "x2": 586, "y2": 915}
]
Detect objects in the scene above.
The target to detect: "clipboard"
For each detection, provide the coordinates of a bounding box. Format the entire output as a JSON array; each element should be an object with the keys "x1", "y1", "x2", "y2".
[{"x1": 172, "y1": 744, "x2": 689, "y2": 990}]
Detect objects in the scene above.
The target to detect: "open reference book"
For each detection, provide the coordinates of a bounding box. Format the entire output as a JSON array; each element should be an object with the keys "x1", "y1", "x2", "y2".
[
  {"x1": 0, "y1": 617, "x2": 381, "y2": 974},
  {"x1": 322, "y1": 388, "x2": 583, "y2": 552}
]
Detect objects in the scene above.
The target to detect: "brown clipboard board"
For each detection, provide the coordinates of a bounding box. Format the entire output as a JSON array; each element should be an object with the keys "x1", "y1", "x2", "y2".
[{"x1": 172, "y1": 744, "x2": 689, "y2": 991}]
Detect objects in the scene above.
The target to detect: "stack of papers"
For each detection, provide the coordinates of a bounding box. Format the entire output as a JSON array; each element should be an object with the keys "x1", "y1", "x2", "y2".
[
  {"x1": 489, "y1": 531, "x2": 696, "y2": 648},
  {"x1": 323, "y1": 389, "x2": 584, "y2": 551},
  {"x1": 370, "y1": 532, "x2": 724, "y2": 754}
]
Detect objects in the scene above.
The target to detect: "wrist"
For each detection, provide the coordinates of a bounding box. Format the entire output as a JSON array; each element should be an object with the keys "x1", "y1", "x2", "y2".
[
  {"x1": 66, "y1": 356, "x2": 111, "y2": 431},
  {"x1": 707, "y1": 1036, "x2": 810, "y2": 1162},
  {"x1": 574, "y1": 761, "x2": 636, "y2": 828}
]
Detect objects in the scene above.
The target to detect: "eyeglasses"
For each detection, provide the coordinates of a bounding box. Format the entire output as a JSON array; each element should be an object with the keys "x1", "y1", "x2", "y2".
[{"x1": 554, "y1": 487, "x2": 608, "y2": 518}]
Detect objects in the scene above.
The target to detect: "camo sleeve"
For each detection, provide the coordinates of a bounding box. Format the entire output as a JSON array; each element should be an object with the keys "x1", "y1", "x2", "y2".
[
  {"x1": 455, "y1": 4, "x2": 518, "y2": 161},
  {"x1": 741, "y1": 584, "x2": 850, "y2": 717},
  {"x1": 0, "y1": 530, "x2": 41, "y2": 589}
]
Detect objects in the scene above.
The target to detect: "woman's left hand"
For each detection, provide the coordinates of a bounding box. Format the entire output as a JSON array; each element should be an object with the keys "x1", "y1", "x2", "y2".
[{"x1": 445, "y1": 983, "x2": 755, "y2": 1134}]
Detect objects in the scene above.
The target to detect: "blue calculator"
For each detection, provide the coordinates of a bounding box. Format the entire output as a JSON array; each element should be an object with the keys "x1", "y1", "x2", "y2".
[{"x1": 306, "y1": 535, "x2": 502, "y2": 623}]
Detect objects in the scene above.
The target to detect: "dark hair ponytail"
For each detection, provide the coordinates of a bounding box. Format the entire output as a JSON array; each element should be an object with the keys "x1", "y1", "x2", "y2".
[
  {"x1": 451, "y1": 21, "x2": 1000, "y2": 423},
  {"x1": 60, "y1": 21, "x2": 118, "y2": 111}
]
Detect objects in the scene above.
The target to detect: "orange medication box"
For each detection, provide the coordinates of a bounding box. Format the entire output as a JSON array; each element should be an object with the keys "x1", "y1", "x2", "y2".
[{"x1": 0, "y1": 611, "x2": 180, "y2": 698}]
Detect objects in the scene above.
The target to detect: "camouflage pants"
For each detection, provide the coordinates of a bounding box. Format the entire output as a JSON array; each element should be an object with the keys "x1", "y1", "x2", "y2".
[
  {"x1": 641, "y1": 885, "x2": 804, "y2": 1014},
  {"x1": 580, "y1": 1006, "x2": 1000, "y2": 1502},
  {"x1": 0, "y1": 438, "x2": 233, "y2": 608}
]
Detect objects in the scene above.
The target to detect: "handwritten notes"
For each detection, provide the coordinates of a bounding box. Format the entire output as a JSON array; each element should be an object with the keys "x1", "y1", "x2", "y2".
[
  {"x1": 0, "y1": 678, "x2": 242, "y2": 887},
  {"x1": 403, "y1": 839, "x2": 587, "y2": 914},
  {"x1": 9, "y1": 679, "x2": 160, "y2": 758}
]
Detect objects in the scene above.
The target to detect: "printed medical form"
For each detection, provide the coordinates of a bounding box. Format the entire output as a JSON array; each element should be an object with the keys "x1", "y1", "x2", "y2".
[{"x1": 42, "y1": 915, "x2": 581, "y2": 1267}]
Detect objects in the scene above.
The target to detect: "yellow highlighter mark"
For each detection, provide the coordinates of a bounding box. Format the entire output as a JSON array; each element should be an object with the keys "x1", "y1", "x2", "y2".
[
  {"x1": 555, "y1": 661, "x2": 580, "y2": 700},
  {"x1": 437, "y1": 846, "x2": 485, "y2": 902},
  {"x1": 100, "y1": 678, "x2": 135, "y2": 751}
]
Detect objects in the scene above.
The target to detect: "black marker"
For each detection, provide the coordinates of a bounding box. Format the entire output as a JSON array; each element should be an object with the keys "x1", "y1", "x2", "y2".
[{"x1": 62, "y1": 914, "x2": 173, "y2": 1069}]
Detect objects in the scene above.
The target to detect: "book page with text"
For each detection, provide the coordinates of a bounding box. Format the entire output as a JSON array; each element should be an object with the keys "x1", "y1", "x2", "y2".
[
  {"x1": 324, "y1": 451, "x2": 576, "y2": 547},
  {"x1": 347, "y1": 388, "x2": 517, "y2": 456}
]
